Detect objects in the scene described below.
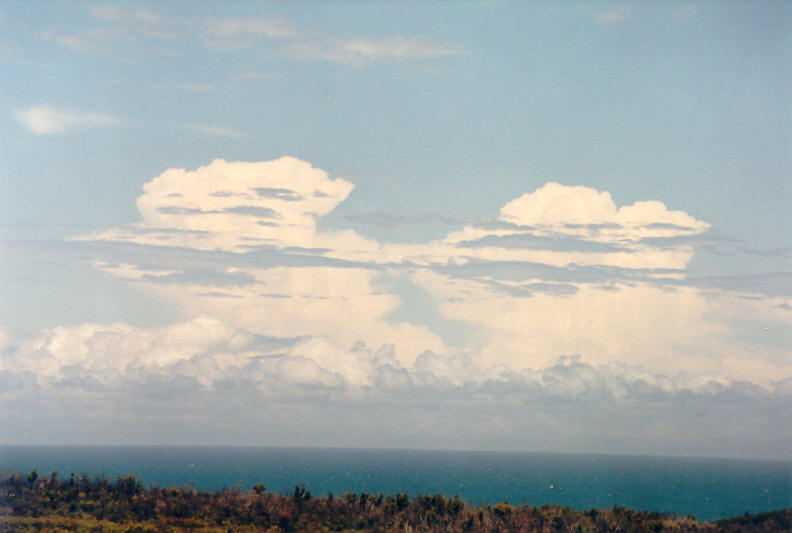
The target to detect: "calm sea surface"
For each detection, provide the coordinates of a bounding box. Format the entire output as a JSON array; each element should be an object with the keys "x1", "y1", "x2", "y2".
[{"x1": 1, "y1": 446, "x2": 789, "y2": 522}]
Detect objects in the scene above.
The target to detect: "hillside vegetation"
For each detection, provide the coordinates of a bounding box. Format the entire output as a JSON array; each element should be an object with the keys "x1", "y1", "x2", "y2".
[{"x1": 1, "y1": 470, "x2": 789, "y2": 532}]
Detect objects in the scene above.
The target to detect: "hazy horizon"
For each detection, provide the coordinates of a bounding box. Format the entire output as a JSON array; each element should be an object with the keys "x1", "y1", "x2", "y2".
[{"x1": 2, "y1": 443, "x2": 791, "y2": 464}]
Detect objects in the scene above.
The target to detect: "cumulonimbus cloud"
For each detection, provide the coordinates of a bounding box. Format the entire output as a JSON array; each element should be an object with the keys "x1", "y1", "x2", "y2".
[
  {"x1": 63, "y1": 156, "x2": 792, "y2": 390},
  {"x1": 85, "y1": 157, "x2": 358, "y2": 251},
  {"x1": 4, "y1": 156, "x2": 791, "y2": 455}
]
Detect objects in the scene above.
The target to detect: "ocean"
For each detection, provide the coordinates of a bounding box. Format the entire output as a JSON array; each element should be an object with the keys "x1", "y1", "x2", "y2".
[{"x1": 0, "y1": 446, "x2": 789, "y2": 522}]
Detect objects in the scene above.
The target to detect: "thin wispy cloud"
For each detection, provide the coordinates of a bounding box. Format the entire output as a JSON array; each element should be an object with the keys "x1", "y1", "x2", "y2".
[
  {"x1": 342, "y1": 210, "x2": 461, "y2": 228},
  {"x1": 290, "y1": 36, "x2": 468, "y2": 65},
  {"x1": 90, "y1": 6, "x2": 163, "y2": 24},
  {"x1": 201, "y1": 15, "x2": 466, "y2": 65},
  {"x1": 13, "y1": 106, "x2": 121, "y2": 135},
  {"x1": 202, "y1": 16, "x2": 296, "y2": 51},
  {"x1": 41, "y1": 7, "x2": 178, "y2": 55},
  {"x1": 153, "y1": 82, "x2": 214, "y2": 92},
  {"x1": 597, "y1": 6, "x2": 631, "y2": 24},
  {"x1": 40, "y1": 30, "x2": 107, "y2": 53},
  {"x1": 671, "y1": 5, "x2": 698, "y2": 23},
  {"x1": 233, "y1": 70, "x2": 278, "y2": 81},
  {"x1": 40, "y1": 9, "x2": 467, "y2": 68},
  {"x1": 206, "y1": 16, "x2": 296, "y2": 39},
  {"x1": 11, "y1": 105, "x2": 240, "y2": 139},
  {"x1": 339, "y1": 36, "x2": 467, "y2": 60},
  {"x1": 183, "y1": 123, "x2": 244, "y2": 138}
]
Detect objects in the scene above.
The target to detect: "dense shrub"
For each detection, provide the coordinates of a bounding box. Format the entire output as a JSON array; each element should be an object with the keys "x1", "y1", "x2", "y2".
[{"x1": 0, "y1": 470, "x2": 789, "y2": 532}]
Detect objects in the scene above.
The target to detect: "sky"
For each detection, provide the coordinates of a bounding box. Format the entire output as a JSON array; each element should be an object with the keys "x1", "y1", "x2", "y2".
[{"x1": 1, "y1": 1, "x2": 790, "y2": 460}]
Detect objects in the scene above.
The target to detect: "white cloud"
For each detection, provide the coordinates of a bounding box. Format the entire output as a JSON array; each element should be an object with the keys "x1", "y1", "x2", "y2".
[
  {"x1": 202, "y1": 16, "x2": 295, "y2": 51},
  {"x1": 0, "y1": 317, "x2": 250, "y2": 386},
  {"x1": 75, "y1": 158, "x2": 446, "y2": 364},
  {"x1": 413, "y1": 270, "x2": 760, "y2": 376},
  {"x1": 42, "y1": 4, "x2": 179, "y2": 55},
  {"x1": 12, "y1": 104, "x2": 243, "y2": 139},
  {"x1": 597, "y1": 6, "x2": 631, "y2": 24},
  {"x1": 40, "y1": 30, "x2": 108, "y2": 53},
  {"x1": 206, "y1": 16, "x2": 296, "y2": 39},
  {"x1": 201, "y1": 16, "x2": 466, "y2": 65},
  {"x1": 671, "y1": 5, "x2": 698, "y2": 23},
  {"x1": 2, "y1": 300, "x2": 789, "y2": 456},
  {"x1": 291, "y1": 36, "x2": 468, "y2": 65},
  {"x1": 182, "y1": 123, "x2": 244, "y2": 138},
  {"x1": 342, "y1": 36, "x2": 467, "y2": 59},
  {"x1": 13, "y1": 106, "x2": 121, "y2": 135},
  {"x1": 153, "y1": 82, "x2": 214, "y2": 92},
  {"x1": 91, "y1": 6, "x2": 162, "y2": 24},
  {"x1": 372, "y1": 182, "x2": 709, "y2": 274},
  {"x1": 0, "y1": 317, "x2": 427, "y2": 392},
  {"x1": 67, "y1": 157, "x2": 791, "y2": 395},
  {"x1": 233, "y1": 70, "x2": 278, "y2": 81},
  {"x1": 499, "y1": 182, "x2": 708, "y2": 230},
  {"x1": 42, "y1": 10, "x2": 465, "y2": 68},
  {"x1": 3, "y1": 316, "x2": 785, "y2": 396},
  {"x1": 84, "y1": 156, "x2": 358, "y2": 251}
]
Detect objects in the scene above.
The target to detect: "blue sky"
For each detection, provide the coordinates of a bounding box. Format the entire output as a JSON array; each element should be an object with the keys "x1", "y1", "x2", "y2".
[{"x1": 1, "y1": 1, "x2": 790, "y2": 459}]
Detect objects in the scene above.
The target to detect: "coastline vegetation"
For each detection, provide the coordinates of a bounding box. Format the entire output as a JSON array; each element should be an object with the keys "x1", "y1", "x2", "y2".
[{"x1": 1, "y1": 470, "x2": 789, "y2": 532}]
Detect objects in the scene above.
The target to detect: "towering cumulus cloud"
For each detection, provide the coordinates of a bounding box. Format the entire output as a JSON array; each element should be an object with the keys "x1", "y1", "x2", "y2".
[
  {"x1": 77, "y1": 157, "x2": 446, "y2": 368},
  {"x1": 3, "y1": 157, "x2": 790, "y2": 453},
  {"x1": 95, "y1": 157, "x2": 356, "y2": 251}
]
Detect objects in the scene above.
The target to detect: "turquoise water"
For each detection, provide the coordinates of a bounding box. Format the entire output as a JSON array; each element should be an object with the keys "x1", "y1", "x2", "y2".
[{"x1": 1, "y1": 446, "x2": 789, "y2": 522}]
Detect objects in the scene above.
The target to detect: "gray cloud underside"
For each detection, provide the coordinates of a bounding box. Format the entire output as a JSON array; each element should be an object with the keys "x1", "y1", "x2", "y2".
[
  {"x1": 562, "y1": 222, "x2": 623, "y2": 231},
  {"x1": 641, "y1": 222, "x2": 704, "y2": 231},
  {"x1": 637, "y1": 231, "x2": 740, "y2": 250},
  {"x1": 157, "y1": 205, "x2": 282, "y2": 219},
  {"x1": 342, "y1": 211, "x2": 462, "y2": 229},
  {"x1": 8, "y1": 240, "x2": 369, "y2": 271},
  {"x1": 443, "y1": 260, "x2": 792, "y2": 299},
  {"x1": 9, "y1": 236, "x2": 791, "y2": 301},
  {"x1": 251, "y1": 187, "x2": 303, "y2": 201},
  {"x1": 743, "y1": 246, "x2": 792, "y2": 258},
  {"x1": 2, "y1": 356, "x2": 789, "y2": 457},
  {"x1": 475, "y1": 220, "x2": 620, "y2": 233},
  {"x1": 489, "y1": 281, "x2": 580, "y2": 298},
  {"x1": 2, "y1": 350, "x2": 788, "y2": 404},
  {"x1": 433, "y1": 259, "x2": 684, "y2": 286},
  {"x1": 684, "y1": 273, "x2": 792, "y2": 298},
  {"x1": 726, "y1": 318, "x2": 792, "y2": 352},
  {"x1": 139, "y1": 268, "x2": 257, "y2": 287},
  {"x1": 456, "y1": 233, "x2": 635, "y2": 253},
  {"x1": 96, "y1": 227, "x2": 212, "y2": 236}
]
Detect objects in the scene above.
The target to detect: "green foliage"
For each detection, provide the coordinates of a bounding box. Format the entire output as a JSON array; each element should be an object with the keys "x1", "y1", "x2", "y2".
[{"x1": 493, "y1": 502, "x2": 511, "y2": 517}]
